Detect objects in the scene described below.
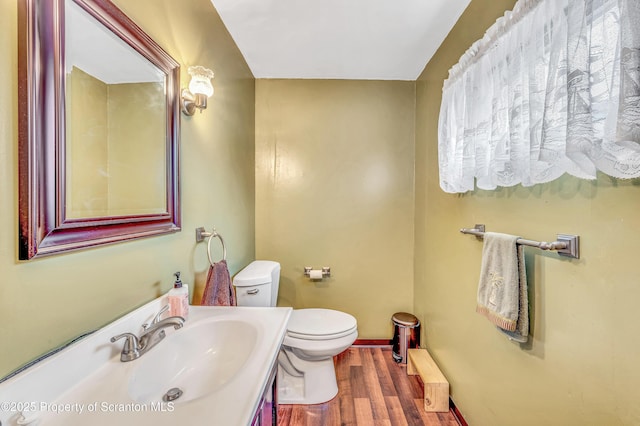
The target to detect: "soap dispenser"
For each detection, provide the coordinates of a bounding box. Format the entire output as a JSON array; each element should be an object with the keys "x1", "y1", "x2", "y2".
[{"x1": 168, "y1": 272, "x2": 189, "y2": 320}]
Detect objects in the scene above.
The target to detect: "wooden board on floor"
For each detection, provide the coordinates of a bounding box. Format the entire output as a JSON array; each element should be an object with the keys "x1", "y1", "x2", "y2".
[{"x1": 406, "y1": 349, "x2": 450, "y2": 413}]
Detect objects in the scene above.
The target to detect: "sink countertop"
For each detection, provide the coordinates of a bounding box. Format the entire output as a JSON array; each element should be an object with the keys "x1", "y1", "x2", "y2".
[{"x1": 0, "y1": 298, "x2": 291, "y2": 426}]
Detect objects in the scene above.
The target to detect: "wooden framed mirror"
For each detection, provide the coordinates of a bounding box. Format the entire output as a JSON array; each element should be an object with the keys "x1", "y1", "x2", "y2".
[{"x1": 18, "y1": 0, "x2": 181, "y2": 260}]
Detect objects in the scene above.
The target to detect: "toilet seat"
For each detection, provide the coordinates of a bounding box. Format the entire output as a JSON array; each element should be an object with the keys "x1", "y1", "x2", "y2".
[
  {"x1": 286, "y1": 308, "x2": 357, "y2": 341},
  {"x1": 281, "y1": 310, "x2": 358, "y2": 403}
]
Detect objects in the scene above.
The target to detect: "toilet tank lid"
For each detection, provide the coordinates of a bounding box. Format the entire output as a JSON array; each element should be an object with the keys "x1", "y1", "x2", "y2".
[{"x1": 233, "y1": 260, "x2": 280, "y2": 287}]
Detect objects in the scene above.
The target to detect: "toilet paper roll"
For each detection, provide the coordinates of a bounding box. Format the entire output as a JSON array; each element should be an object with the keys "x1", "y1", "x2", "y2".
[{"x1": 309, "y1": 269, "x2": 323, "y2": 280}]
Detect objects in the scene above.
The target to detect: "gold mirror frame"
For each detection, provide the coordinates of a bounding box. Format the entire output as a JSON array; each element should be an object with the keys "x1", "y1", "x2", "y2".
[{"x1": 18, "y1": 0, "x2": 181, "y2": 260}]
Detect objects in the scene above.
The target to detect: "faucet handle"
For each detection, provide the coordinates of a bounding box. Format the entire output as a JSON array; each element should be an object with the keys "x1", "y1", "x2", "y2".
[
  {"x1": 110, "y1": 332, "x2": 140, "y2": 362},
  {"x1": 143, "y1": 305, "x2": 170, "y2": 330},
  {"x1": 153, "y1": 305, "x2": 170, "y2": 323}
]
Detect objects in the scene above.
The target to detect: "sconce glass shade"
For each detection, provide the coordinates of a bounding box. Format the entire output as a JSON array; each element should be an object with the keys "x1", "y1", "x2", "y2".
[
  {"x1": 182, "y1": 65, "x2": 214, "y2": 115},
  {"x1": 187, "y1": 66, "x2": 214, "y2": 97}
]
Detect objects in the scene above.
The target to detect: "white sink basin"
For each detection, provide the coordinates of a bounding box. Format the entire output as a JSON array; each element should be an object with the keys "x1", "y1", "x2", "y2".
[
  {"x1": 0, "y1": 300, "x2": 291, "y2": 426},
  {"x1": 128, "y1": 318, "x2": 257, "y2": 404}
]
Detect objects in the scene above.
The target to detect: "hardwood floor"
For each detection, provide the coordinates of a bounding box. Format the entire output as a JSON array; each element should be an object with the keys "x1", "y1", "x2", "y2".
[{"x1": 278, "y1": 347, "x2": 460, "y2": 426}]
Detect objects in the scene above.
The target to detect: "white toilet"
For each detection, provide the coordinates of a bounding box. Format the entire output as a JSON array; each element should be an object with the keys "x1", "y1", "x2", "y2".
[{"x1": 233, "y1": 260, "x2": 358, "y2": 405}]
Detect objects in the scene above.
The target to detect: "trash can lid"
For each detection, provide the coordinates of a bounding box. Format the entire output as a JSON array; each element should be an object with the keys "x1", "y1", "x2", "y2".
[{"x1": 392, "y1": 312, "x2": 420, "y2": 327}]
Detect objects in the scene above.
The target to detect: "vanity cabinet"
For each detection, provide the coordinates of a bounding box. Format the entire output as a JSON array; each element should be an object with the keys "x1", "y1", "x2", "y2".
[{"x1": 251, "y1": 361, "x2": 278, "y2": 426}]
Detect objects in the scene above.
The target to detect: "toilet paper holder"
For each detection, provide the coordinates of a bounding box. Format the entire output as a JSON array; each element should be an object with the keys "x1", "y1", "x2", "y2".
[{"x1": 304, "y1": 266, "x2": 331, "y2": 279}]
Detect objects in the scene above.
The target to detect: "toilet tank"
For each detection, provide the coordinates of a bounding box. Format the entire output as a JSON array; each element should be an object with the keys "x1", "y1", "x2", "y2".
[{"x1": 233, "y1": 261, "x2": 280, "y2": 307}]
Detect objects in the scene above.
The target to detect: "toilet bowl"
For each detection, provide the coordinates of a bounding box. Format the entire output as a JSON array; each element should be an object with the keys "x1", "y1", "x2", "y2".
[
  {"x1": 233, "y1": 261, "x2": 358, "y2": 405},
  {"x1": 278, "y1": 308, "x2": 357, "y2": 404}
]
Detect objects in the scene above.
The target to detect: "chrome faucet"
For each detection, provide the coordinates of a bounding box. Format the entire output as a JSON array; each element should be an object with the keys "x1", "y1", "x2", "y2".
[
  {"x1": 110, "y1": 307, "x2": 185, "y2": 362},
  {"x1": 138, "y1": 316, "x2": 185, "y2": 349}
]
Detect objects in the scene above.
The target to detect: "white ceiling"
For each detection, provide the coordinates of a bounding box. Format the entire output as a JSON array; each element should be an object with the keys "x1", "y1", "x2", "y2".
[
  {"x1": 66, "y1": 0, "x2": 163, "y2": 84},
  {"x1": 210, "y1": 0, "x2": 471, "y2": 81}
]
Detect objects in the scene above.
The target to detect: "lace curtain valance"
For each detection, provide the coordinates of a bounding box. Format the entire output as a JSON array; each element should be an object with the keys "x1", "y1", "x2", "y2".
[{"x1": 437, "y1": 0, "x2": 640, "y2": 193}]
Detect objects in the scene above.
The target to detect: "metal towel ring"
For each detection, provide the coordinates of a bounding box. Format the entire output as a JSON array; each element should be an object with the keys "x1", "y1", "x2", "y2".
[{"x1": 195, "y1": 227, "x2": 227, "y2": 266}]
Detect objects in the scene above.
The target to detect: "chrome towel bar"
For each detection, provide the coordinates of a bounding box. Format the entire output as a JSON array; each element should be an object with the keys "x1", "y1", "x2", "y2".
[
  {"x1": 195, "y1": 227, "x2": 227, "y2": 266},
  {"x1": 460, "y1": 224, "x2": 580, "y2": 259}
]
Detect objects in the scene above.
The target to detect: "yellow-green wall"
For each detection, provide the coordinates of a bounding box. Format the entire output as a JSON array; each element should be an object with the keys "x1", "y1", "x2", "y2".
[
  {"x1": 66, "y1": 68, "x2": 166, "y2": 218},
  {"x1": 1, "y1": 0, "x2": 255, "y2": 377},
  {"x1": 66, "y1": 67, "x2": 109, "y2": 217},
  {"x1": 107, "y1": 81, "x2": 166, "y2": 216},
  {"x1": 255, "y1": 79, "x2": 415, "y2": 339},
  {"x1": 414, "y1": 1, "x2": 640, "y2": 425}
]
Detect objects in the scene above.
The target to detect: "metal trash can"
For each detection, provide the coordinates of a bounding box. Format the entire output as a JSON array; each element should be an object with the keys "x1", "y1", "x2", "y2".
[{"x1": 392, "y1": 312, "x2": 420, "y2": 363}]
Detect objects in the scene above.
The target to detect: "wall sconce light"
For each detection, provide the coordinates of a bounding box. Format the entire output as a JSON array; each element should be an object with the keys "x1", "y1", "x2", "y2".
[{"x1": 181, "y1": 65, "x2": 214, "y2": 116}]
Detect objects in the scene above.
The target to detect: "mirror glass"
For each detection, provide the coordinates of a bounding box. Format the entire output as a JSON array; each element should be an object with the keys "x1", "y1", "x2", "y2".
[
  {"x1": 65, "y1": 1, "x2": 167, "y2": 219},
  {"x1": 18, "y1": 0, "x2": 181, "y2": 260}
]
